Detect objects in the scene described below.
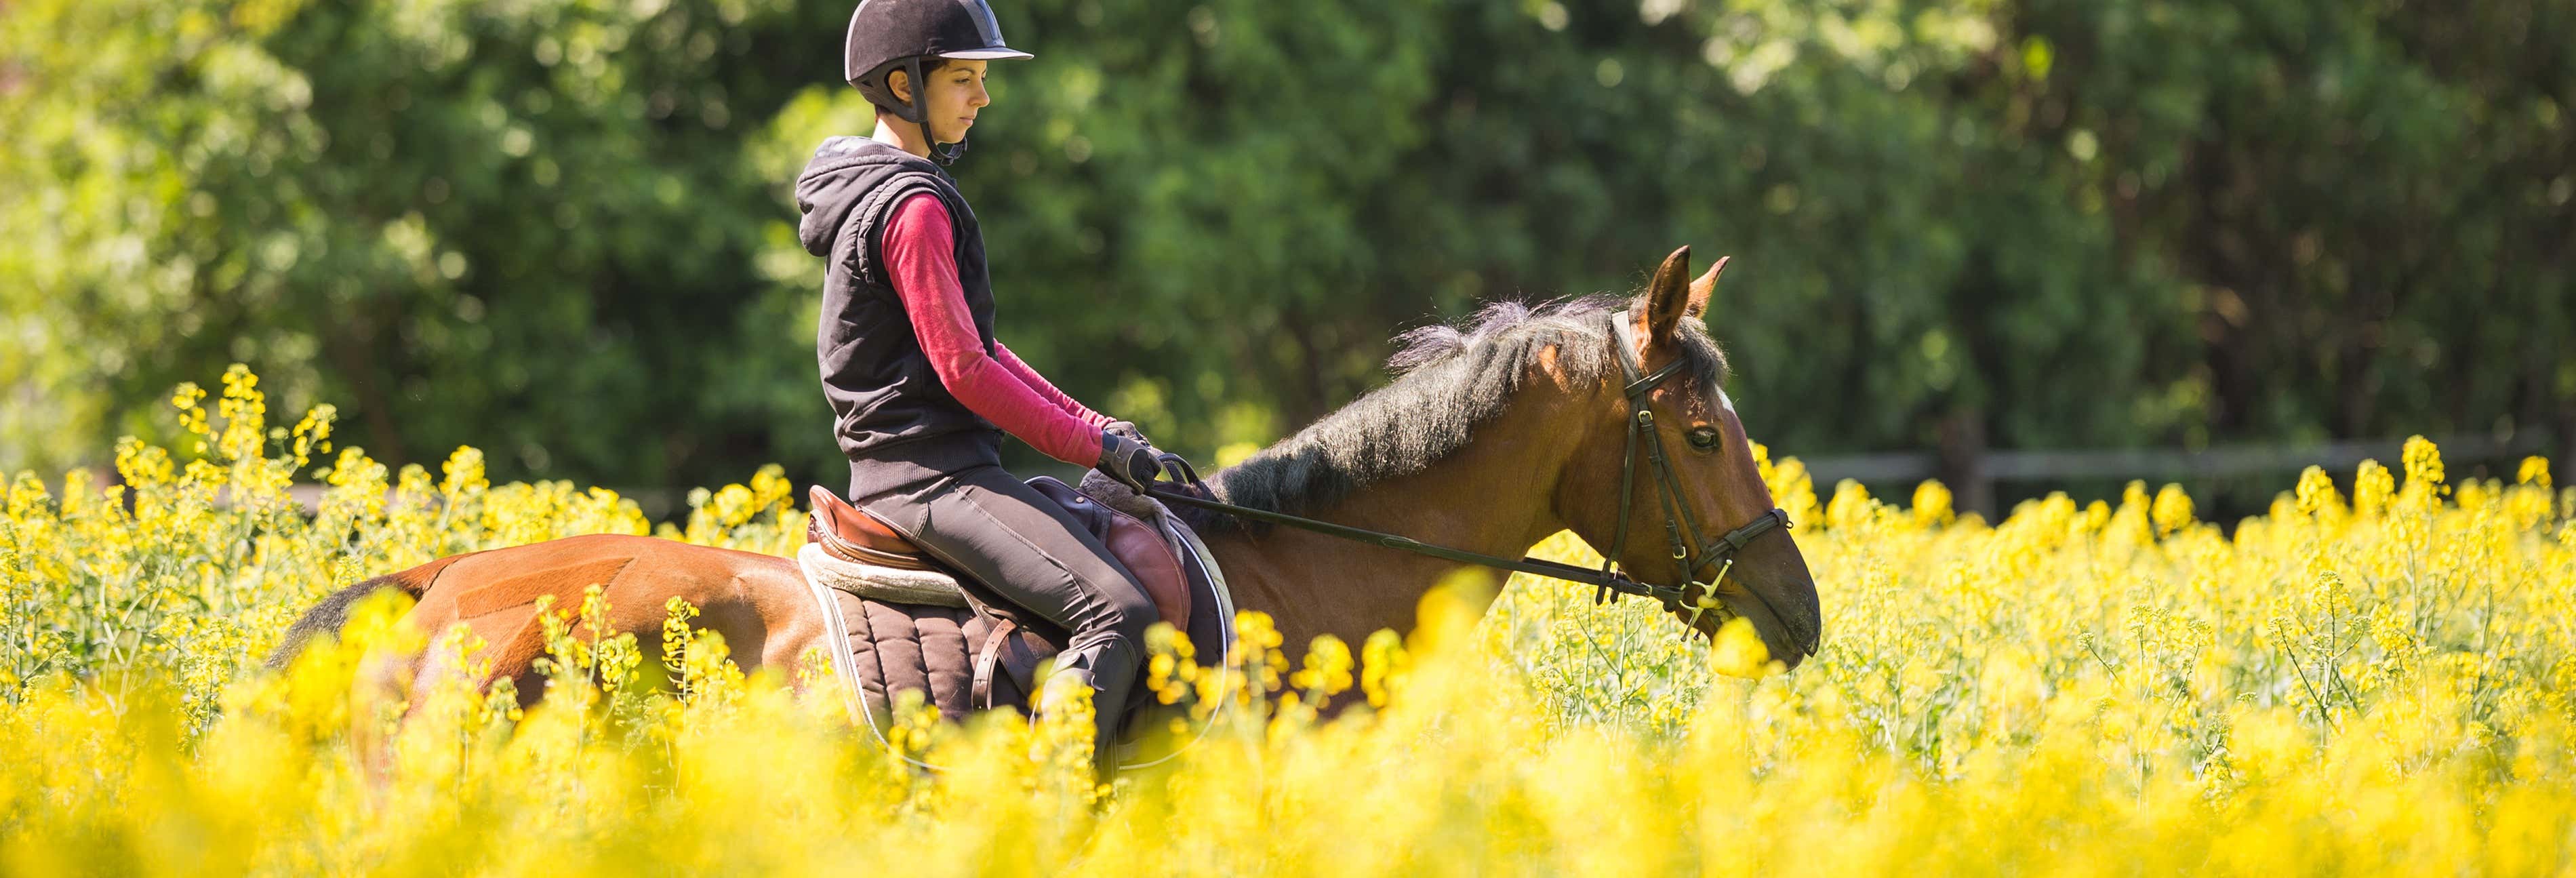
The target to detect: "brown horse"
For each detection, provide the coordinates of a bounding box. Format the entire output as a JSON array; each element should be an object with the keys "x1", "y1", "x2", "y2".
[{"x1": 267, "y1": 247, "x2": 1821, "y2": 716}]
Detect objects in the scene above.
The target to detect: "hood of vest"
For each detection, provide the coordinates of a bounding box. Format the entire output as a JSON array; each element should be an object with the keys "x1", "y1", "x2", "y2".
[{"x1": 794, "y1": 136, "x2": 948, "y2": 258}]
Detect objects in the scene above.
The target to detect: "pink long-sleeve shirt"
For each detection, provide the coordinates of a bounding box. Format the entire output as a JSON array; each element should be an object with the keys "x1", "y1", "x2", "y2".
[{"x1": 883, "y1": 192, "x2": 1111, "y2": 465}]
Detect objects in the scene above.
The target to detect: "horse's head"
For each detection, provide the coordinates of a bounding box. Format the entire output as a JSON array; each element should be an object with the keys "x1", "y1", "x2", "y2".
[{"x1": 1558, "y1": 247, "x2": 1821, "y2": 671}]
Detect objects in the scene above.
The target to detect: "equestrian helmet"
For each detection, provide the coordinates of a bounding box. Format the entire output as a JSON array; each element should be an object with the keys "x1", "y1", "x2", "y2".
[{"x1": 843, "y1": 0, "x2": 1032, "y2": 124}]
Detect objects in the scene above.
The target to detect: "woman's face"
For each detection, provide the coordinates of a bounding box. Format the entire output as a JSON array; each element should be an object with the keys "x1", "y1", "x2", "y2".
[{"x1": 898, "y1": 60, "x2": 990, "y2": 145}]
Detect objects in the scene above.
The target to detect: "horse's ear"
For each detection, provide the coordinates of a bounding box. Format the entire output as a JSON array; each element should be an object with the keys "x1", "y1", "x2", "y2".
[
  {"x1": 1684, "y1": 255, "x2": 1728, "y2": 319},
  {"x1": 1634, "y1": 245, "x2": 1693, "y2": 347}
]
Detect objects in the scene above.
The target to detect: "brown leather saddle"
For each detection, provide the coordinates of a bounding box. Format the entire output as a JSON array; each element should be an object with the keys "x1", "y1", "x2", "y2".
[
  {"x1": 799, "y1": 479, "x2": 1227, "y2": 746},
  {"x1": 805, "y1": 483, "x2": 1192, "y2": 626}
]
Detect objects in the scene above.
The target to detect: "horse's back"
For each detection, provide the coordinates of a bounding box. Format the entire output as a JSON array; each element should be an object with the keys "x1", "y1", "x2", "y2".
[{"x1": 405, "y1": 533, "x2": 820, "y2": 698}]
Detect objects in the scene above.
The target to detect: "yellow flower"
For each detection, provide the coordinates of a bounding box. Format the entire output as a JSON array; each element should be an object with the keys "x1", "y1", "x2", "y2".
[
  {"x1": 1826, "y1": 479, "x2": 1875, "y2": 531},
  {"x1": 1910, "y1": 479, "x2": 1954, "y2": 527},
  {"x1": 2354, "y1": 458, "x2": 2395, "y2": 517},
  {"x1": 2150, "y1": 483, "x2": 2195, "y2": 537},
  {"x1": 2515, "y1": 456, "x2": 2550, "y2": 488},
  {"x1": 3, "y1": 364, "x2": 2572, "y2": 873}
]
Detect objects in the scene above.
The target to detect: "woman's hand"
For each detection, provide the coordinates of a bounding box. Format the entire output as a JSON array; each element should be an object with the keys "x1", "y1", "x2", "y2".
[
  {"x1": 1095, "y1": 428, "x2": 1162, "y2": 492},
  {"x1": 1104, "y1": 420, "x2": 1150, "y2": 447}
]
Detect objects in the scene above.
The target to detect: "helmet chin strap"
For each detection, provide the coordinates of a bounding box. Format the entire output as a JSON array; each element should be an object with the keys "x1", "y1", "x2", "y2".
[{"x1": 893, "y1": 57, "x2": 970, "y2": 167}]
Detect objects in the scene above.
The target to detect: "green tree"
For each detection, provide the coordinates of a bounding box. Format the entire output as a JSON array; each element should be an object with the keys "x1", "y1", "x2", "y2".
[{"x1": 6, "y1": 0, "x2": 2569, "y2": 500}]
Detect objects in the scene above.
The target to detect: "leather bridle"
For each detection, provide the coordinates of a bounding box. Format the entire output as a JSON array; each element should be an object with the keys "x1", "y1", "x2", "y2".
[
  {"x1": 1596, "y1": 309, "x2": 1792, "y2": 623},
  {"x1": 1139, "y1": 308, "x2": 1792, "y2": 628}
]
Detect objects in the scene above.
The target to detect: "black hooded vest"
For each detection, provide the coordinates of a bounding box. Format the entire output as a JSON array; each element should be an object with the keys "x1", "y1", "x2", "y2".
[{"x1": 795, "y1": 136, "x2": 1003, "y2": 480}]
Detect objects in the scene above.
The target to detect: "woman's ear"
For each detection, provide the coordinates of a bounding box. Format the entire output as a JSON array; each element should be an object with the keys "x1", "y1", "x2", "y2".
[{"x1": 885, "y1": 68, "x2": 911, "y2": 104}]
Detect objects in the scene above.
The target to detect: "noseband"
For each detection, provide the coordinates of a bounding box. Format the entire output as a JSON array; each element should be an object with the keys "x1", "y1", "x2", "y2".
[{"x1": 1140, "y1": 310, "x2": 1792, "y2": 626}]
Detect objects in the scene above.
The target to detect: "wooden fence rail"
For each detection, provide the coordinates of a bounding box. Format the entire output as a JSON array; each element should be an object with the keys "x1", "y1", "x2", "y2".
[{"x1": 1798, "y1": 433, "x2": 2554, "y2": 518}]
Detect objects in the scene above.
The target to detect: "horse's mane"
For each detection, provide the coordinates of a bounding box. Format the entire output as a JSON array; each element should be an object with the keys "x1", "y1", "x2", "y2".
[{"x1": 1184, "y1": 292, "x2": 1730, "y2": 536}]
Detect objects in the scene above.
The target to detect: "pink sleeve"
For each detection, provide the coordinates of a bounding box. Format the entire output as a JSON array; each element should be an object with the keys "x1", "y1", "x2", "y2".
[
  {"x1": 884, "y1": 193, "x2": 1106, "y2": 465},
  {"x1": 994, "y1": 342, "x2": 1113, "y2": 430}
]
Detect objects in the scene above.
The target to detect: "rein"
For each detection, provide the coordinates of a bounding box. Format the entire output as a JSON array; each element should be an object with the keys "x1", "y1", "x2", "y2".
[
  {"x1": 1143, "y1": 479, "x2": 1688, "y2": 604},
  {"x1": 1139, "y1": 310, "x2": 1790, "y2": 625}
]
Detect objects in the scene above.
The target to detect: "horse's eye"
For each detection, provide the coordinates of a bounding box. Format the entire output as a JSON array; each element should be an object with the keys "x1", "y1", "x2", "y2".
[{"x1": 1687, "y1": 427, "x2": 1722, "y2": 451}]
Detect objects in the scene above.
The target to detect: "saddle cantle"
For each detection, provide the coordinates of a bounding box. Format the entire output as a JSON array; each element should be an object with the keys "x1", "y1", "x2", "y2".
[
  {"x1": 794, "y1": 476, "x2": 1236, "y2": 771},
  {"x1": 806, "y1": 485, "x2": 940, "y2": 572}
]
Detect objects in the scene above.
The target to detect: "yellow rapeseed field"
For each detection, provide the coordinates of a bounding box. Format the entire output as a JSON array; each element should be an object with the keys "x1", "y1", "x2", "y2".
[{"x1": 3, "y1": 365, "x2": 2572, "y2": 875}]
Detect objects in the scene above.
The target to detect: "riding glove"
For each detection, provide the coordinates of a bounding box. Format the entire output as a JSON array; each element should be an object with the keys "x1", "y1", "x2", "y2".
[
  {"x1": 1104, "y1": 420, "x2": 1150, "y2": 446},
  {"x1": 1095, "y1": 428, "x2": 1162, "y2": 492}
]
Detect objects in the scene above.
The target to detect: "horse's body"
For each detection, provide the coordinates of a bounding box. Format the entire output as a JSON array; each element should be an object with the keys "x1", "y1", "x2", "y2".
[
  {"x1": 335, "y1": 534, "x2": 824, "y2": 704},
  {"x1": 271, "y1": 248, "x2": 1823, "y2": 719}
]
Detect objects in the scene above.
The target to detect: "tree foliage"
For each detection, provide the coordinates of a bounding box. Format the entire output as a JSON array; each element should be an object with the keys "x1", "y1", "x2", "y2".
[{"x1": 5, "y1": 0, "x2": 2569, "y2": 489}]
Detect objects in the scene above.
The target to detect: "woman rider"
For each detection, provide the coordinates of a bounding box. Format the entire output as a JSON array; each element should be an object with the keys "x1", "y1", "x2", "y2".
[{"x1": 794, "y1": 0, "x2": 1179, "y2": 772}]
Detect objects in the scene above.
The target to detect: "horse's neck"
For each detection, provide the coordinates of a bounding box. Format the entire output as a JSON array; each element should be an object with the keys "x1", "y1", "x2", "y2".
[{"x1": 1201, "y1": 377, "x2": 1597, "y2": 653}]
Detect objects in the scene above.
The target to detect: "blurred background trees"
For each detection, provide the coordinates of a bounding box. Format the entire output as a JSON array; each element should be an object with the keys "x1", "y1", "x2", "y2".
[{"x1": 4, "y1": 0, "x2": 2569, "y2": 514}]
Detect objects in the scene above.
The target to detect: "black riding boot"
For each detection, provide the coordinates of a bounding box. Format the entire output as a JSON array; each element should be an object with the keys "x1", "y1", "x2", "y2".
[{"x1": 1040, "y1": 633, "x2": 1141, "y2": 776}]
